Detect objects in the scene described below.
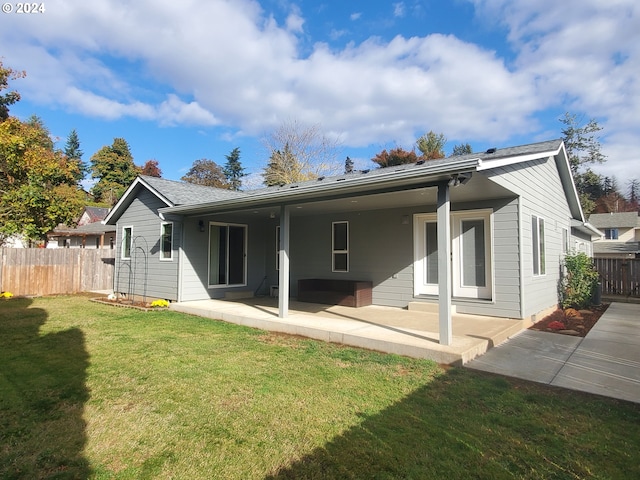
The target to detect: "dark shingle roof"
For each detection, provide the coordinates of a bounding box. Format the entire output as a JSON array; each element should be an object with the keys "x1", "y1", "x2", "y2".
[
  {"x1": 140, "y1": 176, "x2": 247, "y2": 206},
  {"x1": 588, "y1": 212, "x2": 640, "y2": 229}
]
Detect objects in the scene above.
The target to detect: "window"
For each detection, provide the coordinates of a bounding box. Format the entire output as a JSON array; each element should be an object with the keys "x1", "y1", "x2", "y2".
[
  {"x1": 160, "y1": 222, "x2": 173, "y2": 260},
  {"x1": 122, "y1": 226, "x2": 132, "y2": 259},
  {"x1": 332, "y1": 221, "x2": 348, "y2": 272},
  {"x1": 604, "y1": 228, "x2": 619, "y2": 240},
  {"x1": 208, "y1": 223, "x2": 247, "y2": 287},
  {"x1": 562, "y1": 228, "x2": 569, "y2": 254},
  {"x1": 532, "y1": 216, "x2": 545, "y2": 275}
]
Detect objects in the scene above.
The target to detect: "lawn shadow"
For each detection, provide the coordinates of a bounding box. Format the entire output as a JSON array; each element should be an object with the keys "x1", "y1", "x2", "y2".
[
  {"x1": 0, "y1": 298, "x2": 91, "y2": 479},
  {"x1": 265, "y1": 367, "x2": 640, "y2": 479}
]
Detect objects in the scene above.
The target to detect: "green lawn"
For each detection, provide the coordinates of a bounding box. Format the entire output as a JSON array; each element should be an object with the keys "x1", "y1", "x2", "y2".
[{"x1": 1, "y1": 295, "x2": 639, "y2": 479}]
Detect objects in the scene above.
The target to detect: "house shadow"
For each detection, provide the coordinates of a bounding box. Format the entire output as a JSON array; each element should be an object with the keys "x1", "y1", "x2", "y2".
[{"x1": 0, "y1": 298, "x2": 91, "y2": 479}]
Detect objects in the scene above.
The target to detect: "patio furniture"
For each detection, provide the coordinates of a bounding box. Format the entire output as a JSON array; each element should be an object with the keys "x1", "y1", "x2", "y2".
[{"x1": 297, "y1": 279, "x2": 373, "y2": 307}]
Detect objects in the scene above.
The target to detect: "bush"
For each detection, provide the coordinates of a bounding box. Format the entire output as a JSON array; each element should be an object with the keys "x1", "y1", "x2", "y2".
[{"x1": 561, "y1": 253, "x2": 599, "y2": 309}]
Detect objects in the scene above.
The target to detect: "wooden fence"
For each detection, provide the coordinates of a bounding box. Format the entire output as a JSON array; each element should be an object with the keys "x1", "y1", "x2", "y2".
[
  {"x1": 594, "y1": 258, "x2": 640, "y2": 298},
  {"x1": 0, "y1": 248, "x2": 115, "y2": 297}
]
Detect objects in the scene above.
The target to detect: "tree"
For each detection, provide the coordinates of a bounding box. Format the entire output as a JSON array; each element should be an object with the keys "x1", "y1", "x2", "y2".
[
  {"x1": 181, "y1": 158, "x2": 229, "y2": 188},
  {"x1": 452, "y1": 143, "x2": 473, "y2": 156},
  {"x1": 261, "y1": 119, "x2": 341, "y2": 185},
  {"x1": 0, "y1": 59, "x2": 26, "y2": 121},
  {"x1": 416, "y1": 131, "x2": 446, "y2": 160},
  {"x1": 90, "y1": 138, "x2": 140, "y2": 205},
  {"x1": 263, "y1": 144, "x2": 312, "y2": 186},
  {"x1": 344, "y1": 156, "x2": 354, "y2": 174},
  {"x1": 371, "y1": 147, "x2": 418, "y2": 168},
  {"x1": 64, "y1": 129, "x2": 88, "y2": 184},
  {"x1": 223, "y1": 148, "x2": 245, "y2": 191},
  {"x1": 560, "y1": 113, "x2": 607, "y2": 214},
  {"x1": 0, "y1": 117, "x2": 85, "y2": 243},
  {"x1": 141, "y1": 159, "x2": 162, "y2": 177},
  {"x1": 627, "y1": 179, "x2": 639, "y2": 211}
]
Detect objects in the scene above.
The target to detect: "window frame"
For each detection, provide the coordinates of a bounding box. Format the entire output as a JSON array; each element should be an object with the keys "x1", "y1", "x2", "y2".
[
  {"x1": 121, "y1": 226, "x2": 133, "y2": 260},
  {"x1": 332, "y1": 221, "x2": 349, "y2": 273},
  {"x1": 275, "y1": 225, "x2": 280, "y2": 271},
  {"x1": 160, "y1": 221, "x2": 173, "y2": 261},
  {"x1": 604, "y1": 228, "x2": 619, "y2": 240},
  {"x1": 532, "y1": 215, "x2": 546, "y2": 276},
  {"x1": 207, "y1": 221, "x2": 248, "y2": 288}
]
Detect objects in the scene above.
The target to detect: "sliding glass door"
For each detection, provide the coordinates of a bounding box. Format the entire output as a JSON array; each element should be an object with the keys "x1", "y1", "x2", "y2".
[{"x1": 208, "y1": 223, "x2": 247, "y2": 287}]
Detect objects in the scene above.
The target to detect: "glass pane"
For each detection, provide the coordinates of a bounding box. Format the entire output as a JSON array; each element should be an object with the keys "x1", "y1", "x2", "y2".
[
  {"x1": 228, "y1": 226, "x2": 245, "y2": 285},
  {"x1": 462, "y1": 220, "x2": 486, "y2": 287},
  {"x1": 425, "y1": 222, "x2": 438, "y2": 284},
  {"x1": 209, "y1": 225, "x2": 227, "y2": 285},
  {"x1": 123, "y1": 228, "x2": 131, "y2": 258},
  {"x1": 162, "y1": 224, "x2": 172, "y2": 258},
  {"x1": 334, "y1": 253, "x2": 348, "y2": 272},
  {"x1": 333, "y1": 222, "x2": 347, "y2": 251}
]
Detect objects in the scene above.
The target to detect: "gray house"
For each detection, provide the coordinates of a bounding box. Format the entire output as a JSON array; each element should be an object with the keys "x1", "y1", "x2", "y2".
[{"x1": 104, "y1": 139, "x2": 597, "y2": 344}]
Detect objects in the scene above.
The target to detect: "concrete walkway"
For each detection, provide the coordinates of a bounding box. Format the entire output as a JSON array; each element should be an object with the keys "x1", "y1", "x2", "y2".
[{"x1": 466, "y1": 303, "x2": 640, "y2": 404}]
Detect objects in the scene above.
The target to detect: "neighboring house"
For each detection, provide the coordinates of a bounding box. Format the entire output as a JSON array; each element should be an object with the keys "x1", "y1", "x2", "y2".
[
  {"x1": 588, "y1": 212, "x2": 640, "y2": 258},
  {"x1": 47, "y1": 206, "x2": 116, "y2": 249},
  {"x1": 105, "y1": 139, "x2": 595, "y2": 345}
]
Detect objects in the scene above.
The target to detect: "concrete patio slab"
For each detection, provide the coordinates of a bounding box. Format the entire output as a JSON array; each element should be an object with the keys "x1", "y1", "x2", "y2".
[
  {"x1": 171, "y1": 298, "x2": 528, "y2": 365},
  {"x1": 467, "y1": 302, "x2": 640, "y2": 404}
]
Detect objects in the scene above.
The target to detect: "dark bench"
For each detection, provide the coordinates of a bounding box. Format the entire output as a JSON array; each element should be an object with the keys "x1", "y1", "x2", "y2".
[{"x1": 297, "y1": 279, "x2": 373, "y2": 307}]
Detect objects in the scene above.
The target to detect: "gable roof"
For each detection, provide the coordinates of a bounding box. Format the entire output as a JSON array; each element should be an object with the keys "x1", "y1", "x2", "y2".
[
  {"x1": 83, "y1": 206, "x2": 110, "y2": 222},
  {"x1": 588, "y1": 212, "x2": 640, "y2": 229},
  {"x1": 104, "y1": 175, "x2": 246, "y2": 224}
]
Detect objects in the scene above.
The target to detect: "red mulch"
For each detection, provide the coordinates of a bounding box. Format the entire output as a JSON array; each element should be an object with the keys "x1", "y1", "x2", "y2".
[{"x1": 529, "y1": 303, "x2": 609, "y2": 337}]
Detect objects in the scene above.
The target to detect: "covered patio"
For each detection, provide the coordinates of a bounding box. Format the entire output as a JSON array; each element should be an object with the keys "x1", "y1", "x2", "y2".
[{"x1": 170, "y1": 297, "x2": 529, "y2": 365}]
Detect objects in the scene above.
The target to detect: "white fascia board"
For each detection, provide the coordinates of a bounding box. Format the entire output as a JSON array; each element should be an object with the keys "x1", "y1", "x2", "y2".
[
  {"x1": 162, "y1": 158, "x2": 481, "y2": 215},
  {"x1": 476, "y1": 148, "x2": 561, "y2": 171}
]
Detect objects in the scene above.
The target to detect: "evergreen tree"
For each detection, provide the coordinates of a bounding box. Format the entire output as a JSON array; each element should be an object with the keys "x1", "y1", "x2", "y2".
[
  {"x1": 416, "y1": 131, "x2": 446, "y2": 160},
  {"x1": 345, "y1": 156, "x2": 354, "y2": 174},
  {"x1": 64, "y1": 129, "x2": 88, "y2": 183},
  {"x1": 263, "y1": 144, "x2": 311, "y2": 186},
  {"x1": 223, "y1": 147, "x2": 245, "y2": 191},
  {"x1": 452, "y1": 143, "x2": 472, "y2": 156}
]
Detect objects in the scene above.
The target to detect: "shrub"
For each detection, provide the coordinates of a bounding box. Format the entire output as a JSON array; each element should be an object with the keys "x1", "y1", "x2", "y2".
[
  {"x1": 561, "y1": 253, "x2": 599, "y2": 309},
  {"x1": 1, "y1": 291, "x2": 14, "y2": 298},
  {"x1": 150, "y1": 299, "x2": 169, "y2": 308}
]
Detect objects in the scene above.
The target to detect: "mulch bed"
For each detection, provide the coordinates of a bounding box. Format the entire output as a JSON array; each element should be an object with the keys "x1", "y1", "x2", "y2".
[{"x1": 529, "y1": 304, "x2": 610, "y2": 337}]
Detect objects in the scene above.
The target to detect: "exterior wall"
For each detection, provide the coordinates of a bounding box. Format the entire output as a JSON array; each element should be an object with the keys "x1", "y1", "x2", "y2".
[
  {"x1": 485, "y1": 156, "x2": 572, "y2": 319},
  {"x1": 286, "y1": 197, "x2": 522, "y2": 318},
  {"x1": 571, "y1": 229, "x2": 593, "y2": 256},
  {"x1": 114, "y1": 189, "x2": 181, "y2": 301},
  {"x1": 179, "y1": 214, "x2": 271, "y2": 302}
]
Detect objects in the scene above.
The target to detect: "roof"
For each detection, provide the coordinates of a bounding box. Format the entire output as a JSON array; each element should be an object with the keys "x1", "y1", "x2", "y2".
[
  {"x1": 50, "y1": 222, "x2": 116, "y2": 236},
  {"x1": 83, "y1": 206, "x2": 110, "y2": 222},
  {"x1": 163, "y1": 138, "x2": 577, "y2": 218},
  {"x1": 588, "y1": 212, "x2": 640, "y2": 229},
  {"x1": 105, "y1": 176, "x2": 246, "y2": 224},
  {"x1": 594, "y1": 241, "x2": 640, "y2": 255}
]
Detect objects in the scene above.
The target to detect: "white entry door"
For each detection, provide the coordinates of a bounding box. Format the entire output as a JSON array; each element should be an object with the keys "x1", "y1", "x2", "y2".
[{"x1": 414, "y1": 211, "x2": 493, "y2": 300}]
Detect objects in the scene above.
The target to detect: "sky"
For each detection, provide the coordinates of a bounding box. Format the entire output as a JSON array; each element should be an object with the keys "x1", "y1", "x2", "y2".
[{"x1": 2, "y1": 0, "x2": 639, "y2": 191}]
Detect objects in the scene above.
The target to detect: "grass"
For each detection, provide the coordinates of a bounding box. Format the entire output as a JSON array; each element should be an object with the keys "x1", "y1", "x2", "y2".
[{"x1": 0, "y1": 295, "x2": 638, "y2": 479}]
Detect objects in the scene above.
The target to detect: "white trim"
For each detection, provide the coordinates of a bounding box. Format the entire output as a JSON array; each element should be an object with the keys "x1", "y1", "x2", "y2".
[
  {"x1": 451, "y1": 210, "x2": 493, "y2": 299},
  {"x1": 532, "y1": 214, "x2": 546, "y2": 276},
  {"x1": 160, "y1": 221, "x2": 173, "y2": 261}
]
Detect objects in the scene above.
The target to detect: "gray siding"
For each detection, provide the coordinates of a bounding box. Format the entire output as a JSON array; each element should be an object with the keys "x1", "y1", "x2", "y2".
[
  {"x1": 114, "y1": 189, "x2": 181, "y2": 301},
  {"x1": 486, "y1": 155, "x2": 572, "y2": 318}
]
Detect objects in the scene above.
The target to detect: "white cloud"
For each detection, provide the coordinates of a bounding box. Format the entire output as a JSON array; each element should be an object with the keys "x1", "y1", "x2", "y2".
[{"x1": 2, "y1": 0, "x2": 638, "y2": 180}]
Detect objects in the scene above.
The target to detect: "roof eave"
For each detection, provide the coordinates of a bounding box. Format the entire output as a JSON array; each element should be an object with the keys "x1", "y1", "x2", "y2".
[{"x1": 162, "y1": 158, "x2": 481, "y2": 216}]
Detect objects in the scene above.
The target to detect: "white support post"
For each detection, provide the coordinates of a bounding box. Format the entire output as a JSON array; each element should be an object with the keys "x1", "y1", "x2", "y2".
[
  {"x1": 278, "y1": 205, "x2": 290, "y2": 318},
  {"x1": 437, "y1": 183, "x2": 452, "y2": 345}
]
